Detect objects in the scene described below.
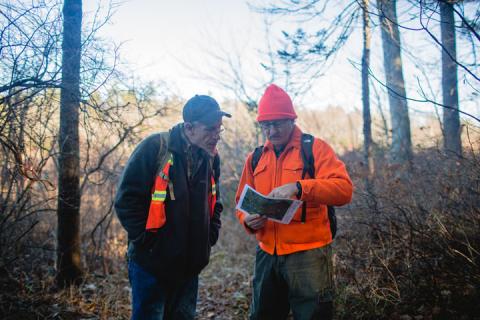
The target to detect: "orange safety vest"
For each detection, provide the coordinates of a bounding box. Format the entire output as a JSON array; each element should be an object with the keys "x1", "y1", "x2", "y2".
[{"x1": 146, "y1": 153, "x2": 217, "y2": 232}]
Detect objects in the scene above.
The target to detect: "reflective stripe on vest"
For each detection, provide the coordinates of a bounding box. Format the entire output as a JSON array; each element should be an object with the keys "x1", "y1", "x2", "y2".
[
  {"x1": 209, "y1": 175, "x2": 217, "y2": 218},
  {"x1": 146, "y1": 155, "x2": 217, "y2": 232}
]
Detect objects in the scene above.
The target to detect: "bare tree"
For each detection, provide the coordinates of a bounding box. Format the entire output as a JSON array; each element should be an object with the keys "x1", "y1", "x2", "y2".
[
  {"x1": 250, "y1": 0, "x2": 359, "y2": 98},
  {"x1": 378, "y1": 0, "x2": 412, "y2": 164},
  {"x1": 0, "y1": 0, "x2": 61, "y2": 272},
  {"x1": 0, "y1": 0, "x2": 62, "y2": 156},
  {"x1": 56, "y1": 0, "x2": 83, "y2": 286},
  {"x1": 440, "y1": 0, "x2": 462, "y2": 155},
  {"x1": 1, "y1": 0, "x2": 169, "y2": 282},
  {"x1": 362, "y1": 0, "x2": 374, "y2": 180}
]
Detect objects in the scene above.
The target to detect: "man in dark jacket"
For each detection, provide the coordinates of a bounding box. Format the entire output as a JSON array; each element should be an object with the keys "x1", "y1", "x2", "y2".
[{"x1": 115, "y1": 95, "x2": 230, "y2": 320}]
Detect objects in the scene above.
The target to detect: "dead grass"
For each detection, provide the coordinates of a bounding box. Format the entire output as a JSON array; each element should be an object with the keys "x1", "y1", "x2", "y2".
[{"x1": 1, "y1": 148, "x2": 479, "y2": 319}]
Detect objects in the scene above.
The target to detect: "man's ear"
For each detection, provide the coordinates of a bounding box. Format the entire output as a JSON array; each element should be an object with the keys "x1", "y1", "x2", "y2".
[{"x1": 184, "y1": 122, "x2": 194, "y2": 133}]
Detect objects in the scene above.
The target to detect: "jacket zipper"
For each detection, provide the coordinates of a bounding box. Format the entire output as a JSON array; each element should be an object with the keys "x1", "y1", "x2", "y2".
[
  {"x1": 272, "y1": 151, "x2": 278, "y2": 254},
  {"x1": 273, "y1": 151, "x2": 283, "y2": 253}
]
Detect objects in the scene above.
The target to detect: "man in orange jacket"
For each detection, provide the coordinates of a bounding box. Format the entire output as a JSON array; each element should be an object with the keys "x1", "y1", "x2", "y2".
[{"x1": 235, "y1": 84, "x2": 353, "y2": 319}]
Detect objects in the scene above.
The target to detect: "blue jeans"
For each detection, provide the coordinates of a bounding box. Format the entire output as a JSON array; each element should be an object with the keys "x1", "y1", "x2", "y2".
[
  {"x1": 250, "y1": 245, "x2": 334, "y2": 320},
  {"x1": 128, "y1": 259, "x2": 198, "y2": 320}
]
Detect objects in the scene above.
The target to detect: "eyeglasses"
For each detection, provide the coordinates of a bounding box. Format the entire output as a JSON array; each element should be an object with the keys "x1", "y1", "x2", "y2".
[
  {"x1": 259, "y1": 120, "x2": 292, "y2": 131},
  {"x1": 193, "y1": 122, "x2": 225, "y2": 136},
  {"x1": 204, "y1": 125, "x2": 225, "y2": 136}
]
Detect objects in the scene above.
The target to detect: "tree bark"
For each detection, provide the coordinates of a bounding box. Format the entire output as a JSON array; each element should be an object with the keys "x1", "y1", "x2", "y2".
[
  {"x1": 378, "y1": 0, "x2": 412, "y2": 164},
  {"x1": 362, "y1": 0, "x2": 374, "y2": 180},
  {"x1": 440, "y1": 1, "x2": 462, "y2": 156},
  {"x1": 57, "y1": 0, "x2": 83, "y2": 287}
]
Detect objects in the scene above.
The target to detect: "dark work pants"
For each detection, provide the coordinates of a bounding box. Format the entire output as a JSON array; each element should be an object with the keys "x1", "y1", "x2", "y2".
[
  {"x1": 128, "y1": 259, "x2": 198, "y2": 320},
  {"x1": 250, "y1": 245, "x2": 334, "y2": 320}
]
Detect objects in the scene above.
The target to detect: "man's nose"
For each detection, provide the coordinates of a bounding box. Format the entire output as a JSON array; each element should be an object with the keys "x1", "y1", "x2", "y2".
[
  {"x1": 268, "y1": 126, "x2": 279, "y2": 135},
  {"x1": 211, "y1": 132, "x2": 221, "y2": 141}
]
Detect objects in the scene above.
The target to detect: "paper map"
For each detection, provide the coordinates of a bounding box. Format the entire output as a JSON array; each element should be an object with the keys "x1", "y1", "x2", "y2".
[{"x1": 236, "y1": 185, "x2": 303, "y2": 224}]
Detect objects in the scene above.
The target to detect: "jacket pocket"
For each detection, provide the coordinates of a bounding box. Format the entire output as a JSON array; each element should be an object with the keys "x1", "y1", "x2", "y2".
[
  {"x1": 283, "y1": 163, "x2": 303, "y2": 183},
  {"x1": 291, "y1": 206, "x2": 324, "y2": 222},
  {"x1": 131, "y1": 231, "x2": 157, "y2": 250},
  {"x1": 253, "y1": 162, "x2": 268, "y2": 177},
  {"x1": 252, "y1": 163, "x2": 269, "y2": 193}
]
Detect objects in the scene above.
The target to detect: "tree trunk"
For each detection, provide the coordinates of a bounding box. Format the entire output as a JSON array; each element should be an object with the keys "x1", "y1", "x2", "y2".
[
  {"x1": 440, "y1": 1, "x2": 461, "y2": 156},
  {"x1": 378, "y1": 0, "x2": 412, "y2": 164},
  {"x1": 57, "y1": 0, "x2": 82, "y2": 287},
  {"x1": 362, "y1": 0, "x2": 374, "y2": 180}
]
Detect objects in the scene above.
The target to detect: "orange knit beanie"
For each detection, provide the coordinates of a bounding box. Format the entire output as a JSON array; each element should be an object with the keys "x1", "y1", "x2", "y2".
[{"x1": 256, "y1": 84, "x2": 297, "y2": 122}]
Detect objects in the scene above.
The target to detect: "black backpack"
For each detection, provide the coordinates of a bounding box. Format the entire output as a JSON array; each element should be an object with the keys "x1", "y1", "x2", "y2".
[{"x1": 251, "y1": 133, "x2": 337, "y2": 238}]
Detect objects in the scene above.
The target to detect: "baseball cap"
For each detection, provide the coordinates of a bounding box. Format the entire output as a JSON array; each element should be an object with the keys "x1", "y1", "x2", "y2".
[{"x1": 183, "y1": 95, "x2": 231, "y2": 125}]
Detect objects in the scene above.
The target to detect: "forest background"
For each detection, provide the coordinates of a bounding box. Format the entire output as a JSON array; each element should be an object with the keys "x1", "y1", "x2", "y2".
[{"x1": 1, "y1": 0, "x2": 479, "y2": 319}]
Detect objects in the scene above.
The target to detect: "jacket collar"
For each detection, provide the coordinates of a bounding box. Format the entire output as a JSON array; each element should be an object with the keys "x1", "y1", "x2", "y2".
[
  {"x1": 264, "y1": 125, "x2": 302, "y2": 153},
  {"x1": 168, "y1": 123, "x2": 188, "y2": 154}
]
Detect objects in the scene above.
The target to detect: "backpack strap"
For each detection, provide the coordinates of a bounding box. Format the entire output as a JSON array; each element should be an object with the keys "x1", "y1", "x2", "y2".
[
  {"x1": 300, "y1": 134, "x2": 315, "y2": 179},
  {"x1": 155, "y1": 132, "x2": 170, "y2": 173},
  {"x1": 251, "y1": 146, "x2": 264, "y2": 173},
  {"x1": 300, "y1": 133, "x2": 337, "y2": 238},
  {"x1": 156, "y1": 131, "x2": 175, "y2": 200},
  {"x1": 300, "y1": 134, "x2": 314, "y2": 223}
]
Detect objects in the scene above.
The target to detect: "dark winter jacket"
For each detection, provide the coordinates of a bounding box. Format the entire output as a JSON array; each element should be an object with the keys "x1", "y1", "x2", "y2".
[{"x1": 114, "y1": 124, "x2": 223, "y2": 283}]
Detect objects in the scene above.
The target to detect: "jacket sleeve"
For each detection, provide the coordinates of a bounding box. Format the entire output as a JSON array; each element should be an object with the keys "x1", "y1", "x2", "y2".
[
  {"x1": 298, "y1": 139, "x2": 353, "y2": 206},
  {"x1": 209, "y1": 154, "x2": 222, "y2": 246},
  {"x1": 235, "y1": 152, "x2": 257, "y2": 234},
  {"x1": 114, "y1": 134, "x2": 160, "y2": 241}
]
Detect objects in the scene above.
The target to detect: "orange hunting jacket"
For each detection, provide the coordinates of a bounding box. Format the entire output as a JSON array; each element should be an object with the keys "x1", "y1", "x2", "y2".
[{"x1": 235, "y1": 126, "x2": 353, "y2": 255}]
